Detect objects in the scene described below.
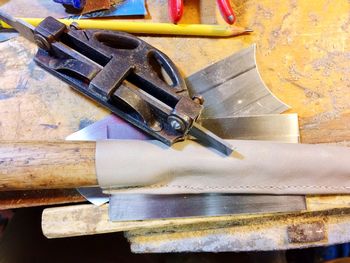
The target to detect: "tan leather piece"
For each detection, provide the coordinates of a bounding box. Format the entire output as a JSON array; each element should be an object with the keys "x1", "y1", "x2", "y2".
[{"x1": 96, "y1": 140, "x2": 350, "y2": 194}]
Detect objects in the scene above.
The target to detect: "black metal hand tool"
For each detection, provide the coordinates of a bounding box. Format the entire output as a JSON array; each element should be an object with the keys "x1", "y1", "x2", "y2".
[{"x1": 0, "y1": 11, "x2": 233, "y2": 155}]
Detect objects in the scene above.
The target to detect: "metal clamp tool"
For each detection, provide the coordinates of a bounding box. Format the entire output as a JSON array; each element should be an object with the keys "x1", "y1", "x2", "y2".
[{"x1": 0, "y1": 11, "x2": 232, "y2": 155}]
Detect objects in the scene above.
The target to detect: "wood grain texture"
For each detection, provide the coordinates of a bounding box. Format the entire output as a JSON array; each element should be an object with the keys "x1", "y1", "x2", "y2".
[
  {"x1": 0, "y1": 189, "x2": 84, "y2": 209},
  {"x1": 41, "y1": 195, "x2": 350, "y2": 239},
  {"x1": 126, "y1": 209, "x2": 350, "y2": 253},
  {"x1": 42, "y1": 196, "x2": 350, "y2": 252},
  {"x1": 0, "y1": 141, "x2": 97, "y2": 190}
]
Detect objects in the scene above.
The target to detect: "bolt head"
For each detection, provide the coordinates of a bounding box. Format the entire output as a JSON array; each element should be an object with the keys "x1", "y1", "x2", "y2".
[
  {"x1": 34, "y1": 34, "x2": 51, "y2": 51},
  {"x1": 168, "y1": 115, "x2": 186, "y2": 132},
  {"x1": 170, "y1": 120, "x2": 182, "y2": 131}
]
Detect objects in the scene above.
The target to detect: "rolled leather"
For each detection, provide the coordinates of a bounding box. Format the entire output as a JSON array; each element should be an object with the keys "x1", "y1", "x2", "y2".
[{"x1": 96, "y1": 139, "x2": 350, "y2": 194}]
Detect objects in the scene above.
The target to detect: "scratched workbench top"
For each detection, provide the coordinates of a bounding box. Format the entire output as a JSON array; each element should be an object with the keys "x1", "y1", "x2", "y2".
[{"x1": 0, "y1": 0, "x2": 349, "y2": 208}]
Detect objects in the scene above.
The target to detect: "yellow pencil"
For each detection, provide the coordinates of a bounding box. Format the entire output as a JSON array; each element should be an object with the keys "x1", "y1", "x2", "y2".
[{"x1": 0, "y1": 17, "x2": 252, "y2": 37}]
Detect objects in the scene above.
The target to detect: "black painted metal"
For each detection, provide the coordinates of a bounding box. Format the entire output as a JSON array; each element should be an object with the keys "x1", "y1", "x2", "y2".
[{"x1": 32, "y1": 17, "x2": 203, "y2": 146}]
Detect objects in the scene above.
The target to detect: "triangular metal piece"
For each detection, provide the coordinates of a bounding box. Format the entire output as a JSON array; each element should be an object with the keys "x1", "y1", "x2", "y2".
[{"x1": 67, "y1": 114, "x2": 149, "y2": 141}]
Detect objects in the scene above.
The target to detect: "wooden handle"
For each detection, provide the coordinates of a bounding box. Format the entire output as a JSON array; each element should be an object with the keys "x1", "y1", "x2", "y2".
[{"x1": 0, "y1": 141, "x2": 98, "y2": 191}]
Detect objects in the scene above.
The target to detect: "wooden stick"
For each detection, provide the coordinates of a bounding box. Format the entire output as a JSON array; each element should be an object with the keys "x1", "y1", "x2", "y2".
[
  {"x1": 41, "y1": 195, "x2": 350, "y2": 239},
  {"x1": 0, "y1": 141, "x2": 97, "y2": 191}
]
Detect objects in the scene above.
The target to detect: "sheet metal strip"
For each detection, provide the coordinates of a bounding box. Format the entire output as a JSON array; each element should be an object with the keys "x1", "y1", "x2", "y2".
[
  {"x1": 200, "y1": 114, "x2": 299, "y2": 143},
  {"x1": 109, "y1": 194, "x2": 306, "y2": 221}
]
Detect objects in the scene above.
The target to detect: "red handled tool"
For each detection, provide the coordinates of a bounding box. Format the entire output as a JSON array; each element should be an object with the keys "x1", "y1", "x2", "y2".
[
  {"x1": 168, "y1": 0, "x2": 184, "y2": 24},
  {"x1": 217, "y1": 0, "x2": 236, "y2": 24},
  {"x1": 168, "y1": 0, "x2": 236, "y2": 25}
]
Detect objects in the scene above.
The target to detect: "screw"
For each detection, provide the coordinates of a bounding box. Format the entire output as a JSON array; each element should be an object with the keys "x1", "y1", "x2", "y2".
[
  {"x1": 168, "y1": 116, "x2": 186, "y2": 132},
  {"x1": 34, "y1": 34, "x2": 51, "y2": 51},
  {"x1": 170, "y1": 120, "x2": 182, "y2": 130},
  {"x1": 69, "y1": 22, "x2": 80, "y2": 30},
  {"x1": 192, "y1": 95, "x2": 204, "y2": 105}
]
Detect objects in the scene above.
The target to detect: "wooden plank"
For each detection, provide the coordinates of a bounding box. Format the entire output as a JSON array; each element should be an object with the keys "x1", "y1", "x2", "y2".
[
  {"x1": 126, "y1": 208, "x2": 350, "y2": 253},
  {"x1": 41, "y1": 195, "x2": 350, "y2": 239}
]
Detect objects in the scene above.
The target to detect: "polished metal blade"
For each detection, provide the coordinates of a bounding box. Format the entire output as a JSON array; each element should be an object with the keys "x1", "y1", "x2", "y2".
[
  {"x1": 0, "y1": 11, "x2": 35, "y2": 43},
  {"x1": 77, "y1": 187, "x2": 109, "y2": 206},
  {"x1": 189, "y1": 123, "x2": 234, "y2": 155},
  {"x1": 109, "y1": 194, "x2": 306, "y2": 221}
]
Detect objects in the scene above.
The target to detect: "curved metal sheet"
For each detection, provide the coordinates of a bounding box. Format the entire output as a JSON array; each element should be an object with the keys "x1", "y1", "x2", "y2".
[{"x1": 186, "y1": 44, "x2": 290, "y2": 118}]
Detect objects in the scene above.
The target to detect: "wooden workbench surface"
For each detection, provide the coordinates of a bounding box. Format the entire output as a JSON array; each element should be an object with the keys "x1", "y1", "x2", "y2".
[
  {"x1": 0, "y1": 0, "x2": 350, "y2": 253},
  {"x1": 0, "y1": 0, "x2": 349, "y2": 209}
]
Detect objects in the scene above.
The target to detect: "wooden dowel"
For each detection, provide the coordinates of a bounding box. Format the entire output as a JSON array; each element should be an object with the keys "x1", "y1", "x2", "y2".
[{"x1": 0, "y1": 141, "x2": 98, "y2": 191}]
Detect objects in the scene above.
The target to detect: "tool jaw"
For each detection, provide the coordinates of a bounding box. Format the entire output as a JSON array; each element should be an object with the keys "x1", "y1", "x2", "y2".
[{"x1": 32, "y1": 16, "x2": 203, "y2": 146}]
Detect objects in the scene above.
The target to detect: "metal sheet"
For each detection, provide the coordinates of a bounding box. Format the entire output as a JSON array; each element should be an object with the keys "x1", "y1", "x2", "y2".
[
  {"x1": 0, "y1": 11, "x2": 35, "y2": 43},
  {"x1": 201, "y1": 114, "x2": 300, "y2": 143},
  {"x1": 66, "y1": 114, "x2": 149, "y2": 141},
  {"x1": 109, "y1": 194, "x2": 306, "y2": 221},
  {"x1": 76, "y1": 187, "x2": 109, "y2": 206},
  {"x1": 68, "y1": 114, "x2": 299, "y2": 143},
  {"x1": 186, "y1": 44, "x2": 290, "y2": 118}
]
